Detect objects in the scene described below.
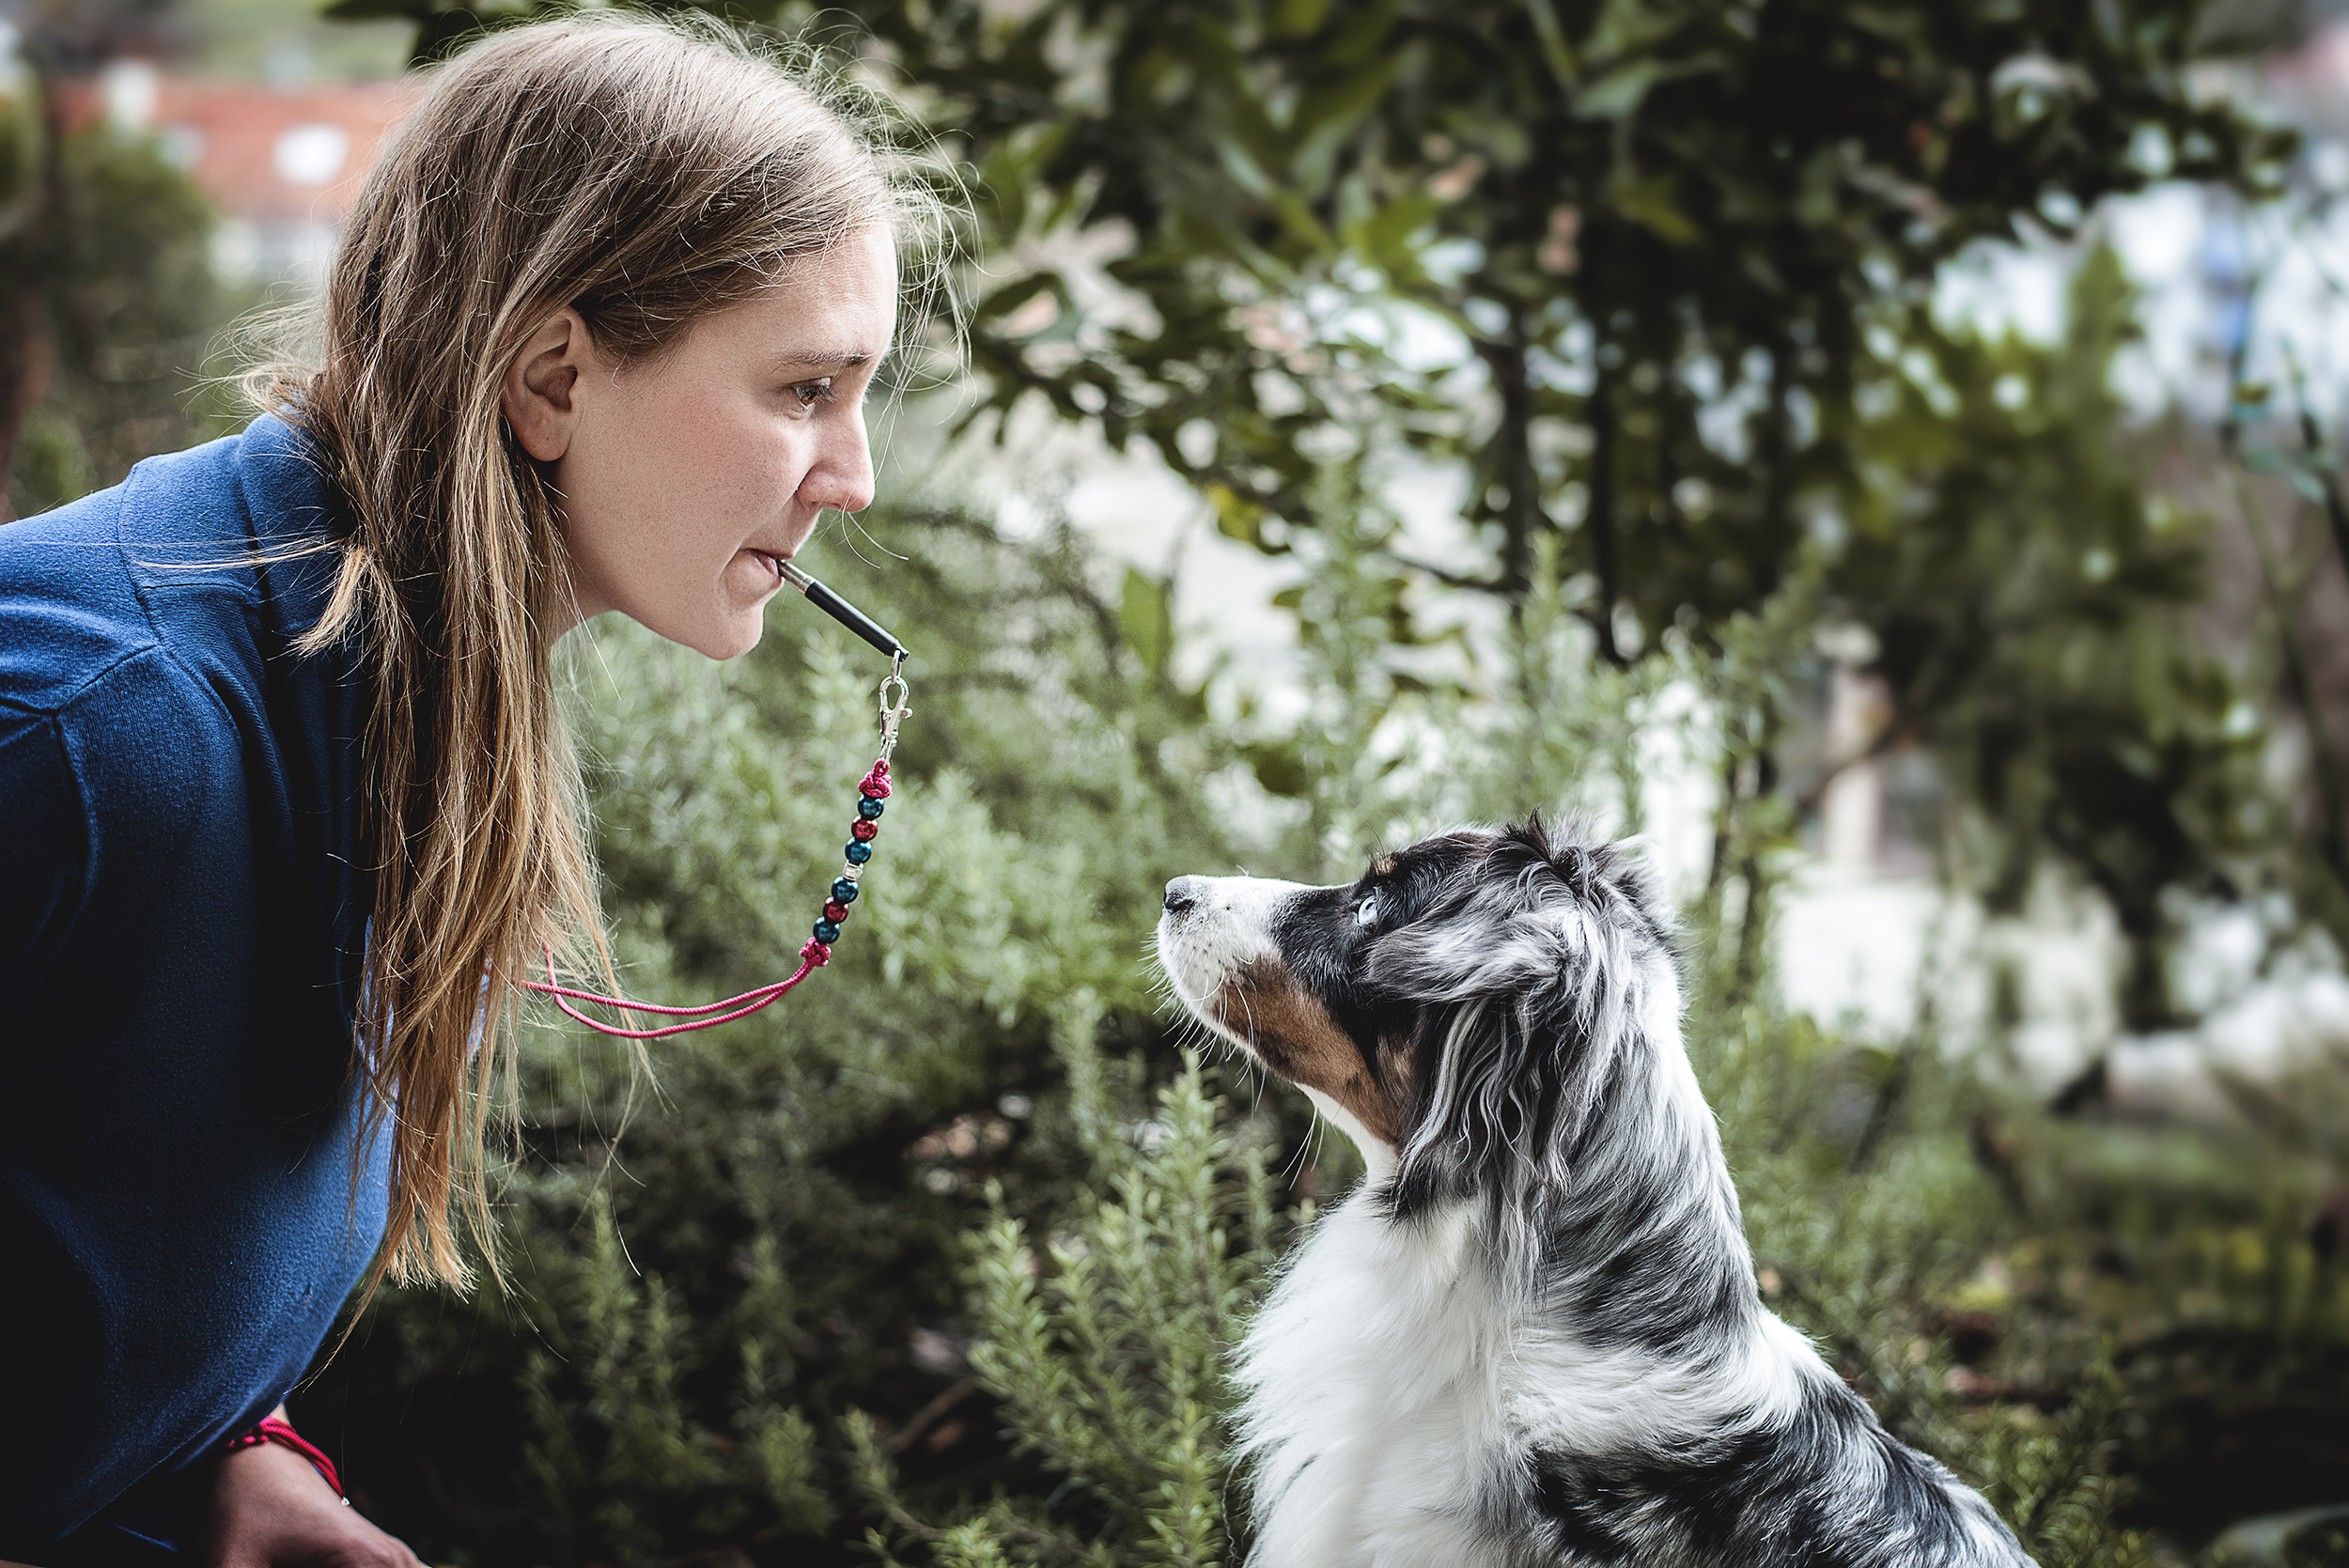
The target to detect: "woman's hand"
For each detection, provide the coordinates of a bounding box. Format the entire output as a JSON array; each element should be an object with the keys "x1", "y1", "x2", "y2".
[{"x1": 204, "y1": 1437, "x2": 426, "y2": 1568}]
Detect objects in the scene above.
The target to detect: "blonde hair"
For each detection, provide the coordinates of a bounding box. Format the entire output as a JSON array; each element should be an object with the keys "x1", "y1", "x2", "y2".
[{"x1": 257, "y1": 12, "x2": 947, "y2": 1296}]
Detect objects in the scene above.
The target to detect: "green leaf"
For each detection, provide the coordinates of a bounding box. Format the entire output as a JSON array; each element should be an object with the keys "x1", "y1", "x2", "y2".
[
  {"x1": 1206, "y1": 482, "x2": 1270, "y2": 549},
  {"x1": 1120, "y1": 567, "x2": 1175, "y2": 677},
  {"x1": 1574, "y1": 51, "x2": 1727, "y2": 121},
  {"x1": 1574, "y1": 60, "x2": 1663, "y2": 119},
  {"x1": 319, "y1": 0, "x2": 437, "y2": 17},
  {"x1": 1268, "y1": 0, "x2": 1332, "y2": 39},
  {"x1": 1580, "y1": 0, "x2": 1686, "y2": 64},
  {"x1": 1346, "y1": 190, "x2": 1442, "y2": 275},
  {"x1": 1292, "y1": 54, "x2": 1407, "y2": 196},
  {"x1": 1524, "y1": 0, "x2": 1581, "y2": 88},
  {"x1": 2241, "y1": 445, "x2": 2336, "y2": 505},
  {"x1": 1610, "y1": 173, "x2": 1701, "y2": 243},
  {"x1": 1211, "y1": 132, "x2": 1274, "y2": 201},
  {"x1": 972, "y1": 272, "x2": 1059, "y2": 327},
  {"x1": 977, "y1": 118, "x2": 1077, "y2": 236},
  {"x1": 1241, "y1": 740, "x2": 1312, "y2": 798}
]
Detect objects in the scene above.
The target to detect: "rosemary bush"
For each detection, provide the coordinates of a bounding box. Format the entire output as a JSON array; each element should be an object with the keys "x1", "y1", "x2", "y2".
[{"x1": 297, "y1": 485, "x2": 2348, "y2": 1566}]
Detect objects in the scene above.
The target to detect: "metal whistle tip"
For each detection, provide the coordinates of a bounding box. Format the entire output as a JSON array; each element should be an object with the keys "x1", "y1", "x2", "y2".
[{"x1": 774, "y1": 558, "x2": 907, "y2": 662}]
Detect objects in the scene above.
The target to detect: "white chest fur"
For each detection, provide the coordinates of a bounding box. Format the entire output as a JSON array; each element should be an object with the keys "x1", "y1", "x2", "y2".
[
  {"x1": 1234, "y1": 1192, "x2": 1523, "y2": 1568},
  {"x1": 1231, "y1": 1157, "x2": 1823, "y2": 1568}
]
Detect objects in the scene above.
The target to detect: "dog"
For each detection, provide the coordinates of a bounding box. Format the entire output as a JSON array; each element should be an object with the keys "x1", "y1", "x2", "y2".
[{"x1": 1155, "y1": 818, "x2": 2033, "y2": 1568}]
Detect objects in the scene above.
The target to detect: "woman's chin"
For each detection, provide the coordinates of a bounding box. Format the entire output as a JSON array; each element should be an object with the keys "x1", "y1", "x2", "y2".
[
  {"x1": 700, "y1": 613, "x2": 767, "y2": 661},
  {"x1": 629, "y1": 600, "x2": 767, "y2": 661},
  {"x1": 692, "y1": 566, "x2": 784, "y2": 659}
]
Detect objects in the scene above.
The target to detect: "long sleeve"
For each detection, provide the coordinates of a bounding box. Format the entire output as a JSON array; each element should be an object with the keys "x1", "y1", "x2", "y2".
[
  {"x1": 0, "y1": 420, "x2": 388, "y2": 1551},
  {"x1": 0, "y1": 706, "x2": 94, "y2": 1005}
]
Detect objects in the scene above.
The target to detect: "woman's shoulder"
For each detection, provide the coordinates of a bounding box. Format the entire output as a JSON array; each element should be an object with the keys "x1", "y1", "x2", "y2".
[
  {"x1": 0, "y1": 417, "x2": 364, "y2": 988},
  {"x1": 0, "y1": 475, "x2": 159, "y2": 722},
  {"x1": 0, "y1": 417, "x2": 345, "y2": 724}
]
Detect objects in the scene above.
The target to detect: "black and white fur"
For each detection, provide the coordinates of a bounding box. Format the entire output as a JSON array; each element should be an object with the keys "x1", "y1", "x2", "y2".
[{"x1": 1155, "y1": 819, "x2": 2031, "y2": 1568}]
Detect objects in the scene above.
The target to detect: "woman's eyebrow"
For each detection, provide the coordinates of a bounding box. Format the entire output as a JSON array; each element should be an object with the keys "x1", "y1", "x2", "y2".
[{"x1": 772, "y1": 348, "x2": 879, "y2": 372}]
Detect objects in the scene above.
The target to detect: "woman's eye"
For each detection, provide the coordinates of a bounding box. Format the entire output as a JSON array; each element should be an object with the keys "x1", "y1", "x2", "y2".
[
  {"x1": 1355, "y1": 894, "x2": 1378, "y2": 929},
  {"x1": 789, "y1": 379, "x2": 834, "y2": 409}
]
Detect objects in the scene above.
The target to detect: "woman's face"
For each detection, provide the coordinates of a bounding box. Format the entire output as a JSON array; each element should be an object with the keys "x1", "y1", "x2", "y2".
[{"x1": 503, "y1": 225, "x2": 900, "y2": 660}]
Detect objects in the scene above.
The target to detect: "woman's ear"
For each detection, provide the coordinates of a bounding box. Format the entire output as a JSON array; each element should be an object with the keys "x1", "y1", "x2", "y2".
[{"x1": 501, "y1": 307, "x2": 593, "y2": 462}]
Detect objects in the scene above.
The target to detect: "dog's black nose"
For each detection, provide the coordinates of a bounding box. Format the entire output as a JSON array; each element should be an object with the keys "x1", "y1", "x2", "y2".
[{"x1": 1164, "y1": 877, "x2": 1202, "y2": 915}]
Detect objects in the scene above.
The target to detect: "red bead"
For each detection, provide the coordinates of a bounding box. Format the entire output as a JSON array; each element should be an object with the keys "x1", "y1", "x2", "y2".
[
  {"x1": 824, "y1": 899, "x2": 849, "y2": 922},
  {"x1": 851, "y1": 818, "x2": 878, "y2": 842}
]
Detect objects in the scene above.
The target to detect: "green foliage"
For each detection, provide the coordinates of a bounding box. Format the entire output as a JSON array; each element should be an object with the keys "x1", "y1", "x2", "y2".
[
  {"x1": 513, "y1": 1188, "x2": 832, "y2": 1556},
  {"x1": 321, "y1": 0, "x2": 2311, "y2": 1017},
  {"x1": 286, "y1": 476, "x2": 2341, "y2": 1565},
  {"x1": 815, "y1": 0, "x2": 2295, "y2": 631},
  {"x1": 332, "y1": 0, "x2": 2293, "y2": 615},
  {"x1": 1972, "y1": 1364, "x2": 2153, "y2": 1568},
  {"x1": 1832, "y1": 245, "x2": 2273, "y2": 1024},
  {"x1": 85, "y1": 2, "x2": 2326, "y2": 1559},
  {"x1": 181, "y1": 0, "x2": 414, "y2": 80},
  {"x1": 4, "y1": 113, "x2": 250, "y2": 519},
  {"x1": 853, "y1": 1052, "x2": 1268, "y2": 1568},
  {"x1": 299, "y1": 502, "x2": 1310, "y2": 1566}
]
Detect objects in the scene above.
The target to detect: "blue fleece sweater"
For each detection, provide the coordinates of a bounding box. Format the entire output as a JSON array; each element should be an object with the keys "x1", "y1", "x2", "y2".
[{"x1": 0, "y1": 415, "x2": 389, "y2": 1552}]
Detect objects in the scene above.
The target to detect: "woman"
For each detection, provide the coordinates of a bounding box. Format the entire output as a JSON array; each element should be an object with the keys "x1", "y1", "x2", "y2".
[{"x1": 0, "y1": 15, "x2": 931, "y2": 1563}]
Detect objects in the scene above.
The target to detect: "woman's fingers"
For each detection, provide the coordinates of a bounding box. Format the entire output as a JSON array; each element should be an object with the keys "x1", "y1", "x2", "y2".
[{"x1": 204, "y1": 1440, "x2": 428, "y2": 1568}]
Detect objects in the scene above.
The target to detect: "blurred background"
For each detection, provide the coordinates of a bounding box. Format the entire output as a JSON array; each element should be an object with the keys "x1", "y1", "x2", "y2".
[{"x1": 8, "y1": 1, "x2": 2349, "y2": 1563}]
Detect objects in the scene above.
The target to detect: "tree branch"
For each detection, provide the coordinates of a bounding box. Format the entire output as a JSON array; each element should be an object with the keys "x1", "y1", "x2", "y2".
[
  {"x1": 1588, "y1": 360, "x2": 1625, "y2": 667},
  {"x1": 2233, "y1": 468, "x2": 2349, "y2": 890}
]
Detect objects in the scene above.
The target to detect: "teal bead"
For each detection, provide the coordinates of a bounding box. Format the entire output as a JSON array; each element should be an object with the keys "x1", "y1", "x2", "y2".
[
  {"x1": 832, "y1": 877, "x2": 860, "y2": 904},
  {"x1": 845, "y1": 840, "x2": 873, "y2": 864},
  {"x1": 813, "y1": 918, "x2": 841, "y2": 943}
]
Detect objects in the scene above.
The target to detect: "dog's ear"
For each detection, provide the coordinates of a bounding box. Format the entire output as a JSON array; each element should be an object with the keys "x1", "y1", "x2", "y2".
[{"x1": 1377, "y1": 825, "x2": 1672, "y2": 1241}]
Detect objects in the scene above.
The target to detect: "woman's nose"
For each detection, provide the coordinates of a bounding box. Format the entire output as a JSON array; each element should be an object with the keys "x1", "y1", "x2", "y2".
[{"x1": 800, "y1": 409, "x2": 876, "y2": 517}]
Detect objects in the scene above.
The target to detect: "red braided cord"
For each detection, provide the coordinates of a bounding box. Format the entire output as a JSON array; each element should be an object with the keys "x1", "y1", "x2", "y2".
[
  {"x1": 513, "y1": 753, "x2": 885, "y2": 1039},
  {"x1": 520, "y1": 943, "x2": 829, "y2": 1040},
  {"x1": 226, "y1": 1417, "x2": 342, "y2": 1497}
]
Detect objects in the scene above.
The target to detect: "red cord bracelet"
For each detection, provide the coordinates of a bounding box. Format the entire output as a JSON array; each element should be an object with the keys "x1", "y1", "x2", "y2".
[{"x1": 225, "y1": 1416, "x2": 345, "y2": 1500}]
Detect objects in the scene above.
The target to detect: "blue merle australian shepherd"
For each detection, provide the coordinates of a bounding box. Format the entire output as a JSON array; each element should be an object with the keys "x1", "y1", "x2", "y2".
[{"x1": 1155, "y1": 818, "x2": 2031, "y2": 1568}]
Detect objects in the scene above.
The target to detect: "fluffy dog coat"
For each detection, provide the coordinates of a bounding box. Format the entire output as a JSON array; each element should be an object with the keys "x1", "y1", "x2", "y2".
[{"x1": 1155, "y1": 821, "x2": 2032, "y2": 1568}]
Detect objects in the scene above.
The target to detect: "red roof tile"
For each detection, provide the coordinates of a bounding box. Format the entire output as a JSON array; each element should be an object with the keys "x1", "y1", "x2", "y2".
[{"x1": 54, "y1": 75, "x2": 419, "y2": 224}]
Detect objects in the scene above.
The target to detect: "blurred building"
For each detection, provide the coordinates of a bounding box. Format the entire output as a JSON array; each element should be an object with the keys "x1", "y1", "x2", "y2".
[{"x1": 54, "y1": 58, "x2": 414, "y2": 289}]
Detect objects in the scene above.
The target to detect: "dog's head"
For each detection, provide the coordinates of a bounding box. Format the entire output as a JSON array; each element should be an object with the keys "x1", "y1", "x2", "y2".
[{"x1": 1156, "y1": 817, "x2": 1680, "y2": 1224}]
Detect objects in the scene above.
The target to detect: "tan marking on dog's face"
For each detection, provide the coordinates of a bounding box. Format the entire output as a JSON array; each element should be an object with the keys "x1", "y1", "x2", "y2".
[
  {"x1": 1209, "y1": 956, "x2": 1408, "y2": 1145},
  {"x1": 1371, "y1": 855, "x2": 1397, "y2": 877}
]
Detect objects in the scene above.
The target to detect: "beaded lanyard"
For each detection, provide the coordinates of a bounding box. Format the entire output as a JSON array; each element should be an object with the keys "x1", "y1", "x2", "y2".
[{"x1": 521, "y1": 568, "x2": 910, "y2": 1040}]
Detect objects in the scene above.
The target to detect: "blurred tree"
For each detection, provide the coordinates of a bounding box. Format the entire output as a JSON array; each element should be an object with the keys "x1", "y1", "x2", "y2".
[
  {"x1": 292, "y1": 503, "x2": 1297, "y2": 1566},
  {"x1": 1, "y1": 0, "x2": 185, "y2": 73},
  {"x1": 305, "y1": 476, "x2": 2344, "y2": 1567},
  {"x1": 334, "y1": 0, "x2": 2292, "y2": 637},
  {"x1": 178, "y1": 0, "x2": 412, "y2": 81},
  {"x1": 327, "y1": 0, "x2": 2310, "y2": 1020},
  {"x1": 5, "y1": 121, "x2": 247, "y2": 516},
  {"x1": 1834, "y1": 245, "x2": 2273, "y2": 1028},
  {"x1": 0, "y1": 34, "x2": 40, "y2": 495},
  {"x1": 0, "y1": 4, "x2": 249, "y2": 519}
]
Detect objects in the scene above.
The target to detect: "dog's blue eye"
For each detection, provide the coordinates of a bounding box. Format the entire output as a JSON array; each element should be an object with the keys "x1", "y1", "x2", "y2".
[{"x1": 1355, "y1": 894, "x2": 1377, "y2": 928}]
